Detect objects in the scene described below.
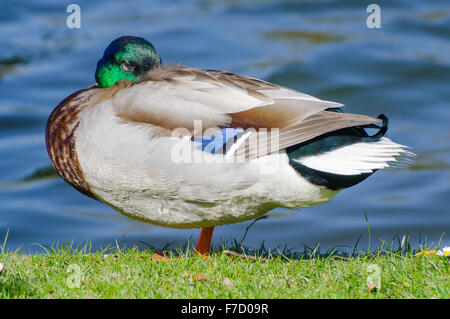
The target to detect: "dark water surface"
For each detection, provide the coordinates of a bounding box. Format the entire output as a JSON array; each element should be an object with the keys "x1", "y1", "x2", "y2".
[{"x1": 0, "y1": 0, "x2": 449, "y2": 253}]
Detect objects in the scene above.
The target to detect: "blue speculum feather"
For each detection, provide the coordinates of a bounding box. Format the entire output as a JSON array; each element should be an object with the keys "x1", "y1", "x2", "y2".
[{"x1": 193, "y1": 128, "x2": 244, "y2": 154}]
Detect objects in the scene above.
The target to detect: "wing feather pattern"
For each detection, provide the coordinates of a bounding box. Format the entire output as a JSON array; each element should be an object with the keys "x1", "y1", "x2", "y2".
[
  {"x1": 112, "y1": 66, "x2": 341, "y2": 133},
  {"x1": 232, "y1": 111, "x2": 382, "y2": 160},
  {"x1": 110, "y1": 65, "x2": 382, "y2": 159}
]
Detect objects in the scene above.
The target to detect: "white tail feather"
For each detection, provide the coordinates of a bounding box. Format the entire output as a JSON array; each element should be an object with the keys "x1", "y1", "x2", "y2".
[{"x1": 293, "y1": 137, "x2": 414, "y2": 175}]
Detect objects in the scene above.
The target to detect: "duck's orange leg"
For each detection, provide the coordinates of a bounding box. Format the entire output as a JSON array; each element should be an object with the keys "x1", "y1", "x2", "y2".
[
  {"x1": 194, "y1": 226, "x2": 215, "y2": 256},
  {"x1": 151, "y1": 226, "x2": 215, "y2": 261}
]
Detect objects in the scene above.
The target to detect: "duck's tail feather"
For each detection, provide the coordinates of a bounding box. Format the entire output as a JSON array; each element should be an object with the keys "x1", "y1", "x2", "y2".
[{"x1": 292, "y1": 136, "x2": 414, "y2": 176}]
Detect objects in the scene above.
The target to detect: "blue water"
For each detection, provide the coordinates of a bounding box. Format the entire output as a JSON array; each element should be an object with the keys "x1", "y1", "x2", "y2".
[{"x1": 0, "y1": 0, "x2": 449, "y2": 253}]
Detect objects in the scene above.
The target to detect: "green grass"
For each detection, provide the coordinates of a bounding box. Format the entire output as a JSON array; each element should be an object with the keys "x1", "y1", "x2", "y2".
[{"x1": 0, "y1": 238, "x2": 448, "y2": 298}]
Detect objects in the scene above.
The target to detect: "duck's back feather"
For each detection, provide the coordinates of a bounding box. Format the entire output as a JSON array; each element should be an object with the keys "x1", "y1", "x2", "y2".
[{"x1": 112, "y1": 66, "x2": 342, "y2": 131}]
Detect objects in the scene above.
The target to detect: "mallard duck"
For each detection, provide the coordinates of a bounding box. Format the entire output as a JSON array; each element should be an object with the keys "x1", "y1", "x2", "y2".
[{"x1": 46, "y1": 36, "x2": 411, "y2": 256}]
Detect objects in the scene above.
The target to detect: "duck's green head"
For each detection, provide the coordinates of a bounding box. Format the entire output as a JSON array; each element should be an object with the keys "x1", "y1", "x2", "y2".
[{"x1": 95, "y1": 36, "x2": 162, "y2": 88}]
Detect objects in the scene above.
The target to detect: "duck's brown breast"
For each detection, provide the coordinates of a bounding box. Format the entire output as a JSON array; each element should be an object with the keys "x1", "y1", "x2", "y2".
[{"x1": 45, "y1": 86, "x2": 98, "y2": 198}]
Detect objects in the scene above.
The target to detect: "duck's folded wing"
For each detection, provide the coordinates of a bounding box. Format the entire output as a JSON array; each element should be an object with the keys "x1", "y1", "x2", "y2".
[
  {"x1": 232, "y1": 111, "x2": 383, "y2": 160},
  {"x1": 110, "y1": 66, "x2": 383, "y2": 160},
  {"x1": 111, "y1": 66, "x2": 342, "y2": 132}
]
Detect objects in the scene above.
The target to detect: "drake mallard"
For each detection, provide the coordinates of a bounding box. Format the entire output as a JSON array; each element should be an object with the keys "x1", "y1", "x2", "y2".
[{"x1": 46, "y1": 36, "x2": 411, "y2": 255}]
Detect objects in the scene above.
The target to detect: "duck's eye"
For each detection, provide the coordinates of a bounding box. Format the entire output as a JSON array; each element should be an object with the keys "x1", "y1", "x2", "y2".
[{"x1": 121, "y1": 61, "x2": 134, "y2": 72}]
